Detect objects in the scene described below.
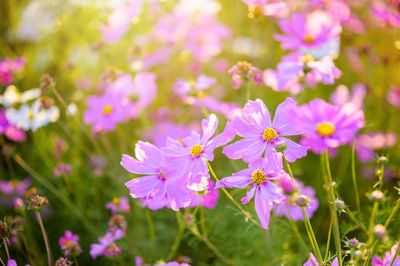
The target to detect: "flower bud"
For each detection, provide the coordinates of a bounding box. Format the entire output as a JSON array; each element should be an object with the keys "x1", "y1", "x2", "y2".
[
  {"x1": 371, "y1": 190, "x2": 384, "y2": 201},
  {"x1": 348, "y1": 238, "x2": 359, "y2": 247},
  {"x1": 336, "y1": 199, "x2": 345, "y2": 210},
  {"x1": 274, "y1": 140, "x2": 288, "y2": 153},
  {"x1": 28, "y1": 195, "x2": 49, "y2": 212},
  {"x1": 296, "y1": 195, "x2": 309, "y2": 207},
  {"x1": 377, "y1": 156, "x2": 388, "y2": 164},
  {"x1": 374, "y1": 224, "x2": 387, "y2": 239},
  {"x1": 279, "y1": 176, "x2": 296, "y2": 194}
]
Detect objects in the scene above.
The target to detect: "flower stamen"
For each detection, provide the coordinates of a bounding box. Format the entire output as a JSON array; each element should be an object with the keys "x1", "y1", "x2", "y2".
[
  {"x1": 252, "y1": 169, "x2": 267, "y2": 185},
  {"x1": 190, "y1": 145, "x2": 203, "y2": 157},
  {"x1": 316, "y1": 122, "x2": 336, "y2": 137},
  {"x1": 102, "y1": 105, "x2": 113, "y2": 115},
  {"x1": 263, "y1": 128, "x2": 277, "y2": 141}
]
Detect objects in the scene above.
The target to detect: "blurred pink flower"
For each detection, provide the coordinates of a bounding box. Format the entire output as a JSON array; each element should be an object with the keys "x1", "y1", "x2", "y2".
[
  {"x1": 274, "y1": 12, "x2": 341, "y2": 51},
  {"x1": 188, "y1": 180, "x2": 219, "y2": 209},
  {"x1": 387, "y1": 86, "x2": 400, "y2": 108},
  {"x1": 59, "y1": 230, "x2": 82, "y2": 257},
  {"x1": 228, "y1": 61, "x2": 263, "y2": 89},
  {"x1": 0, "y1": 57, "x2": 25, "y2": 85},
  {"x1": 330, "y1": 83, "x2": 367, "y2": 111},
  {"x1": 90, "y1": 230, "x2": 124, "y2": 259},
  {"x1": 100, "y1": 0, "x2": 143, "y2": 44},
  {"x1": 0, "y1": 109, "x2": 26, "y2": 142},
  {"x1": 106, "y1": 197, "x2": 130, "y2": 214},
  {"x1": 372, "y1": 242, "x2": 400, "y2": 265}
]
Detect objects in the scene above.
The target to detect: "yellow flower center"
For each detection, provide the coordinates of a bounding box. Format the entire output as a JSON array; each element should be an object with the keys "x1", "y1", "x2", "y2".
[
  {"x1": 302, "y1": 54, "x2": 315, "y2": 63},
  {"x1": 28, "y1": 110, "x2": 34, "y2": 120},
  {"x1": 190, "y1": 145, "x2": 203, "y2": 157},
  {"x1": 263, "y1": 128, "x2": 277, "y2": 141},
  {"x1": 252, "y1": 169, "x2": 267, "y2": 185},
  {"x1": 112, "y1": 197, "x2": 120, "y2": 206},
  {"x1": 102, "y1": 105, "x2": 113, "y2": 115},
  {"x1": 316, "y1": 122, "x2": 336, "y2": 137},
  {"x1": 248, "y1": 5, "x2": 263, "y2": 18},
  {"x1": 237, "y1": 61, "x2": 251, "y2": 75},
  {"x1": 304, "y1": 35, "x2": 314, "y2": 43}
]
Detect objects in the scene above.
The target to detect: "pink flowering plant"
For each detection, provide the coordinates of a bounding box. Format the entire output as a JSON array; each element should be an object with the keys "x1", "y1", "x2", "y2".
[{"x1": 1, "y1": 0, "x2": 400, "y2": 265}]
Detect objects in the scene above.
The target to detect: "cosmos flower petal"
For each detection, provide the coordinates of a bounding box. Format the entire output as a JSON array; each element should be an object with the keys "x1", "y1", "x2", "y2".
[
  {"x1": 243, "y1": 99, "x2": 272, "y2": 128},
  {"x1": 215, "y1": 175, "x2": 252, "y2": 189},
  {"x1": 241, "y1": 183, "x2": 257, "y2": 204},
  {"x1": 125, "y1": 175, "x2": 163, "y2": 198},
  {"x1": 201, "y1": 113, "x2": 218, "y2": 144},
  {"x1": 254, "y1": 187, "x2": 272, "y2": 229},
  {"x1": 282, "y1": 137, "x2": 308, "y2": 162}
]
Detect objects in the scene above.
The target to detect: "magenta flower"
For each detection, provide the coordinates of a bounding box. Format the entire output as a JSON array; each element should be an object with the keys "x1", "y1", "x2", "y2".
[
  {"x1": 53, "y1": 163, "x2": 72, "y2": 178},
  {"x1": 274, "y1": 12, "x2": 341, "y2": 51},
  {"x1": 188, "y1": 180, "x2": 219, "y2": 209},
  {"x1": 274, "y1": 178, "x2": 319, "y2": 221},
  {"x1": 241, "y1": 0, "x2": 285, "y2": 16},
  {"x1": 372, "y1": 242, "x2": 400, "y2": 266},
  {"x1": 162, "y1": 113, "x2": 235, "y2": 185},
  {"x1": 0, "y1": 109, "x2": 26, "y2": 142},
  {"x1": 290, "y1": 98, "x2": 365, "y2": 154},
  {"x1": 223, "y1": 98, "x2": 308, "y2": 171},
  {"x1": 228, "y1": 61, "x2": 263, "y2": 89},
  {"x1": 90, "y1": 230, "x2": 124, "y2": 259},
  {"x1": 83, "y1": 92, "x2": 135, "y2": 132},
  {"x1": 106, "y1": 197, "x2": 130, "y2": 214},
  {"x1": 100, "y1": 0, "x2": 143, "y2": 44},
  {"x1": 215, "y1": 159, "x2": 284, "y2": 229},
  {"x1": 146, "y1": 122, "x2": 193, "y2": 148},
  {"x1": 272, "y1": 52, "x2": 341, "y2": 92},
  {"x1": 303, "y1": 253, "x2": 338, "y2": 266},
  {"x1": 355, "y1": 132, "x2": 397, "y2": 163},
  {"x1": 121, "y1": 141, "x2": 192, "y2": 211},
  {"x1": 371, "y1": 5, "x2": 400, "y2": 28},
  {"x1": 59, "y1": 230, "x2": 82, "y2": 257},
  {"x1": 0, "y1": 57, "x2": 25, "y2": 85},
  {"x1": 0, "y1": 178, "x2": 31, "y2": 196},
  {"x1": 330, "y1": 83, "x2": 367, "y2": 111},
  {"x1": 387, "y1": 86, "x2": 400, "y2": 109}
]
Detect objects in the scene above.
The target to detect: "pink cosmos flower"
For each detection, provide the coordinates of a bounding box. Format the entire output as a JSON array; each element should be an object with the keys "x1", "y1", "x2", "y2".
[
  {"x1": 162, "y1": 114, "x2": 235, "y2": 186},
  {"x1": 268, "y1": 52, "x2": 341, "y2": 93},
  {"x1": 100, "y1": 0, "x2": 143, "y2": 44},
  {"x1": 387, "y1": 86, "x2": 400, "y2": 109},
  {"x1": 303, "y1": 253, "x2": 338, "y2": 266},
  {"x1": 106, "y1": 197, "x2": 131, "y2": 214},
  {"x1": 371, "y1": 4, "x2": 400, "y2": 28},
  {"x1": 59, "y1": 230, "x2": 82, "y2": 257},
  {"x1": 241, "y1": 0, "x2": 286, "y2": 17},
  {"x1": 83, "y1": 92, "x2": 135, "y2": 132},
  {"x1": 188, "y1": 179, "x2": 219, "y2": 209},
  {"x1": 274, "y1": 12, "x2": 341, "y2": 51},
  {"x1": 173, "y1": 75, "x2": 216, "y2": 97},
  {"x1": 90, "y1": 230, "x2": 124, "y2": 259},
  {"x1": 0, "y1": 57, "x2": 25, "y2": 85},
  {"x1": 0, "y1": 109, "x2": 26, "y2": 142},
  {"x1": 146, "y1": 122, "x2": 193, "y2": 147},
  {"x1": 228, "y1": 61, "x2": 263, "y2": 89},
  {"x1": 215, "y1": 159, "x2": 284, "y2": 229},
  {"x1": 330, "y1": 83, "x2": 367, "y2": 111},
  {"x1": 354, "y1": 132, "x2": 397, "y2": 163},
  {"x1": 223, "y1": 98, "x2": 308, "y2": 171},
  {"x1": 290, "y1": 98, "x2": 365, "y2": 154},
  {"x1": 372, "y1": 242, "x2": 400, "y2": 266},
  {"x1": 53, "y1": 163, "x2": 72, "y2": 177},
  {"x1": 0, "y1": 178, "x2": 31, "y2": 196},
  {"x1": 274, "y1": 178, "x2": 319, "y2": 221},
  {"x1": 121, "y1": 141, "x2": 192, "y2": 211}
]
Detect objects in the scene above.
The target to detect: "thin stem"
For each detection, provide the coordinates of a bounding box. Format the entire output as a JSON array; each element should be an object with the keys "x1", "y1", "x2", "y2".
[
  {"x1": 302, "y1": 207, "x2": 323, "y2": 264},
  {"x1": 200, "y1": 207, "x2": 207, "y2": 236},
  {"x1": 167, "y1": 211, "x2": 184, "y2": 260},
  {"x1": 73, "y1": 257, "x2": 79, "y2": 266},
  {"x1": 206, "y1": 160, "x2": 264, "y2": 229},
  {"x1": 2, "y1": 239, "x2": 10, "y2": 261},
  {"x1": 35, "y1": 212, "x2": 52, "y2": 266},
  {"x1": 368, "y1": 202, "x2": 378, "y2": 234},
  {"x1": 145, "y1": 208, "x2": 156, "y2": 259},
  {"x1": 188, "y1": 226, "x2": 234, "y2": 265},
  {"x1": 321, "y1": 152, "x2": 342, "y2": 266},
  {"x1": 351, "y1": 140, "x2": 361, "y2": 216},
  {"x1": 287, "y1": 218, "x2": 309, "y2": 253},
  {"x1": 283, "y1": 157, "x2": 295, "y2": 181},
  {"x1": 324, "y1": 218, "x2": 333, "y2": 264},
  {"x1": 0, "y1": 256, "x2": 5, "y2": 266}
]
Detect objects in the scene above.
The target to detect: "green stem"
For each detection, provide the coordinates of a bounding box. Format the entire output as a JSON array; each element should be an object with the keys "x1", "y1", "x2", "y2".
[
  {"x1": 321, "y1": 152, "x2": 342, "y2": 266},
  {"x1": 302, "y1": 207, "x2": 323, "y2": 264},
  {"x1": 145, "y1": 208, "x2": 156, "y2": 259},
  {"x1": 200, "y1": 207, "x2": 207, "y2": 236},
  {"x1": 287, "y1": 218, "x2": 309, "y2": 253},
  {"x1": 167, "y1": 211, "x2": 184, "y2": 260},
  {"x1": 324, "y1": 218, "x2": 333, "y2": 264},
  {"x1": 2, "y1": 239, "x2": 9, "y2": 261},
  {"x1": 351, "y1": 140, "x2": 361, "y2": 217},
  {"x1": 188, "y1": 226, "x2": 234, "y2": 265},
  {"x1": 35, "y1": 212, "x2": 52, "y2": 266},
  {"x1": 205, "y1": 160, "x2": 264, "y2": 229}
]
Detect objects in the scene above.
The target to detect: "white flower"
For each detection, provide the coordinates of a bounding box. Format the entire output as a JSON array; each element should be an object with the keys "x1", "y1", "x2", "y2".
[
  {"x1": 0, "y1": 85, "x2": 41, "y2": 107},
  {"x1": 5, "y1": 99, "x2": 59, "y2": 132}
]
